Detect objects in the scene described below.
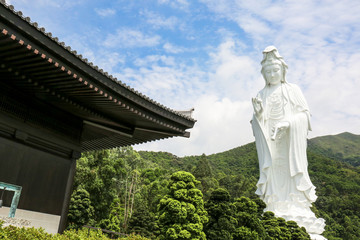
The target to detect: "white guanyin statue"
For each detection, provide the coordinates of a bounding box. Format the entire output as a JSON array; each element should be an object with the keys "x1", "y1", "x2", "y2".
[{"x1": 251, "y1": 46, "x2": 326, "y2": 240}]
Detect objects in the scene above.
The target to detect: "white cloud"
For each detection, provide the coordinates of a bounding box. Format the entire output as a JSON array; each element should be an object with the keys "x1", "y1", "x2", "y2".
[
  {"x1": 104, "y1": 28, "x2": 161, "y2": 48},
  {"x1": 135, "y1": 94, "x2": 254, "y2": 156},
  {"x1": 132, "y1": 38, "x2": 262, "y2": 156},
  {"x1": 157, "y1": 0, "x2": 190, "y2": 10},
  {"x1": 115, "y1": 61, "x2": 206, "y2": 110},
  {"x1": 60, "y1": 32, "x2": 125, "y2": 74},
  {"x1": 141, "y1": 10, "x2": 178, "y2": 30},
  {"x1": 188, "y1": 95, "x2": 253, "y2": 155},
  {"x1": 163, "y1": 42, "x2": 185, "y2": 54},
  {"x1": 201, "y1": 0, "x2": 360, "y2": 47},
  {"x1": 133, "y1": 55, "x2": 176, "y2": 67},
  {"x1": 95, "y1": 8, "x2": 116, "y2": 17},
  {"x1": 298, "y1": 51, "x2": 360, "y2": 139},
  {"x1": 207, "y1": 39, "x2": 261, "y2": 100}
]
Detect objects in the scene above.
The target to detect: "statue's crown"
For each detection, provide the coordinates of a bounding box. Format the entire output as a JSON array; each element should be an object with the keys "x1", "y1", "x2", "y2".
[
  {"x1": 262, "y1": 55, "x2": 282, "y2": 67},
  {"x1": 261, "y1": 46, "x2": 283, "y2": 67}
]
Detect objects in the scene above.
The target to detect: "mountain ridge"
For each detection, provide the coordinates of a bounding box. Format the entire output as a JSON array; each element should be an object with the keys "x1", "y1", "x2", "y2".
[{"x1": 308, "y1": 132, "x2": 360, "y2": 166}]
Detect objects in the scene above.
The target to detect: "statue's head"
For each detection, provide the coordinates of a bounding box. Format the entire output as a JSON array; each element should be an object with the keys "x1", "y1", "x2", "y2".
[{"x1": 261, "y1": 46, "x2": 288, "y2": 85}]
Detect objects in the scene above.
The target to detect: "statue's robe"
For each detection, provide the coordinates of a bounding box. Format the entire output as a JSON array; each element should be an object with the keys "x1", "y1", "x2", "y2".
[
  {"x1": 252, "y1": 82, "x2": 326, "y2": 237},
  {"x1": 252, "y1": 82, "x2": 317, "y2": 207}
]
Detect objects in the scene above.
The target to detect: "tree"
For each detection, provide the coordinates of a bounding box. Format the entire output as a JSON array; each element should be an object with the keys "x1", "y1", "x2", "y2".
[
  {"x1": 205, "y1": 190, "x2": 310, "y2": 240},
  {"x1": 74, "y1": 149, "x2": 124, "y2": 221},
  {"x1": 218, "y1": 175, "x2": 257, "y2": 200},
  {"x1": 99, "y1": 197, "x2": 124, "y2": 233},
  {"x1": 73, "y1": 147, "x2": 144, "y2": 228},
  {"x1": 139, "y1": 168, "x2": 169, "y2": 213},
  {"x1": 232, "y1": 196, "x2": 266, "y2": 239},
  {"x1": 157, "y1": 171, "x2": 208, "y2": 240},
  {"x1": 193, "y1": 154, "x2": 219, "y2": 201},
  {"x1": 193, "y1": 154, "x2": 213, "y2": 179},
  {"x1": 117, "y1": 148, "x2": 144, "y2": 231},
  {"x1": 204, "y1": 188, "x2": 237, "y2": 240},
  {"x1": 204, "y1": 191, "x2": 266, "y2": 240},
  {"x1": 261, "y1": 211, "x2": 310, "y2": 240},
  {"x1": 128, "y1": 204, "x2": 158, "y2": 238},
  {"x1": 67, "y1": 188, "x2": 94, "y2": 229}
]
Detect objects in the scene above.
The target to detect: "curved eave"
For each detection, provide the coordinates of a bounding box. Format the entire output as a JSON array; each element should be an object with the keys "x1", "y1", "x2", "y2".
[
  {"x1": 0, "y1": 2, "x2": 195, "y2": 124},
  {"x1": 0, "y1": 2, "x2": 196, "y2": 151}
]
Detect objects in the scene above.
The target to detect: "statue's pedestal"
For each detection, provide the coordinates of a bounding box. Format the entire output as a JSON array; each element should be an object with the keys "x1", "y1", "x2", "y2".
[
  {"x1": 309, "y1": 233, "x2": 327, "y2": 240},
  {"x1": 265, "y1": 201, "x2": 326, "y2": 239}
]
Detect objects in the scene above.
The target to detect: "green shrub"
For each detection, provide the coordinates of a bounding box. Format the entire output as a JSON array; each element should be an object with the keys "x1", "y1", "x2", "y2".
[{"x1": 0, "y1": 225, "x2": 150, "y2": 240}]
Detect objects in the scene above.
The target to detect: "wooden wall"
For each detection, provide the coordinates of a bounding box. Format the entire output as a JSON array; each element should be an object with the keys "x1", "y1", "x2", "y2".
[{"x1": 0, "y1": 137, "x2": 71, "y2": 215}]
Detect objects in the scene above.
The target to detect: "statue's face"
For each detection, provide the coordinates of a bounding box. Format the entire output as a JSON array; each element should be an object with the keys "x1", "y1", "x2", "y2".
[{"x1": 264, "y1": 64, "x2": 282, "y2": 85}]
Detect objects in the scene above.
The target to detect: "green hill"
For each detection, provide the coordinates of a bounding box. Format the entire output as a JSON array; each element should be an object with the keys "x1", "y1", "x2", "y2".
[
  {"x1": 70, "y1": 132, "x2": 359, "y2": 239},
  {"x1": 308, "y1": 132, "x2": 360, "y2": 166},
  {"x1": 138, "y1": 132, "x2": 360, "y2": 239}
]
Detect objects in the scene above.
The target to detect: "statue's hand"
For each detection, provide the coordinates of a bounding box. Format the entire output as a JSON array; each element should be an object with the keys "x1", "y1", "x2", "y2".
[
  {"x1": 276, "y1": 121, "x2": 290, "y2": 130},
  {"x1": 252, "y1": 97, "x2": 263, "y2": 117},
  {"x1": 271, "y1": 121, "x2": 290, "y2": 141}
]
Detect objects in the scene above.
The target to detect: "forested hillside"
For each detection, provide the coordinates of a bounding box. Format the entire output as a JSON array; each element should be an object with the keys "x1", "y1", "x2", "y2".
[
  {"x1": 308, "y1": 132, "x2": 360, "y2": 166},
  {"x1": 64, "y1": 133, "x2": 360, "y2": 240}
]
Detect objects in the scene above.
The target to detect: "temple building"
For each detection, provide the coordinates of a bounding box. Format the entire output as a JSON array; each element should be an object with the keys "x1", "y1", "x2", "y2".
[{"x1": 0, "y1": 2, "x2": 195, "y2": 233}]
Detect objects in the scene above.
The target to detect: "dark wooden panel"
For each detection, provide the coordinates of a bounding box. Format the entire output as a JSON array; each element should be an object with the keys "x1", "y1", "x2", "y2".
[{"x1": 0, "y1": 137, "x2": 71, "y2": 215}]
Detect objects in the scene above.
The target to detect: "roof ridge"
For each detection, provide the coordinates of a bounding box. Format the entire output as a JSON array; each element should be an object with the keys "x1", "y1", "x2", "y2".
[{"x1": 0, "y1": 0, "x2": 195, "y2": 121}]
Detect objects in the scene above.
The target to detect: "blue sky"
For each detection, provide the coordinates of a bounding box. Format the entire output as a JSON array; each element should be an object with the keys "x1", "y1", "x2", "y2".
[{"x1": 7, "y1": 0, "x2": 360, "y2": 156}]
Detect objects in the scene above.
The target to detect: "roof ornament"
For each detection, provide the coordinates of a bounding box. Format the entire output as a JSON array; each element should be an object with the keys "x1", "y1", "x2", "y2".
[{"x1": 176, "y1": 108, "x2": 195, "y2": 118}]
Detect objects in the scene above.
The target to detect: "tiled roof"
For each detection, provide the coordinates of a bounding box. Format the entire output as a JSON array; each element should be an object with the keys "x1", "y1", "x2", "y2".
[
  {"x1": 0, "y1": 0, "x2": 195, "y2": 122},
  {"x1": 0, "y1": 1, "x2": 196, "y2": 151}
]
